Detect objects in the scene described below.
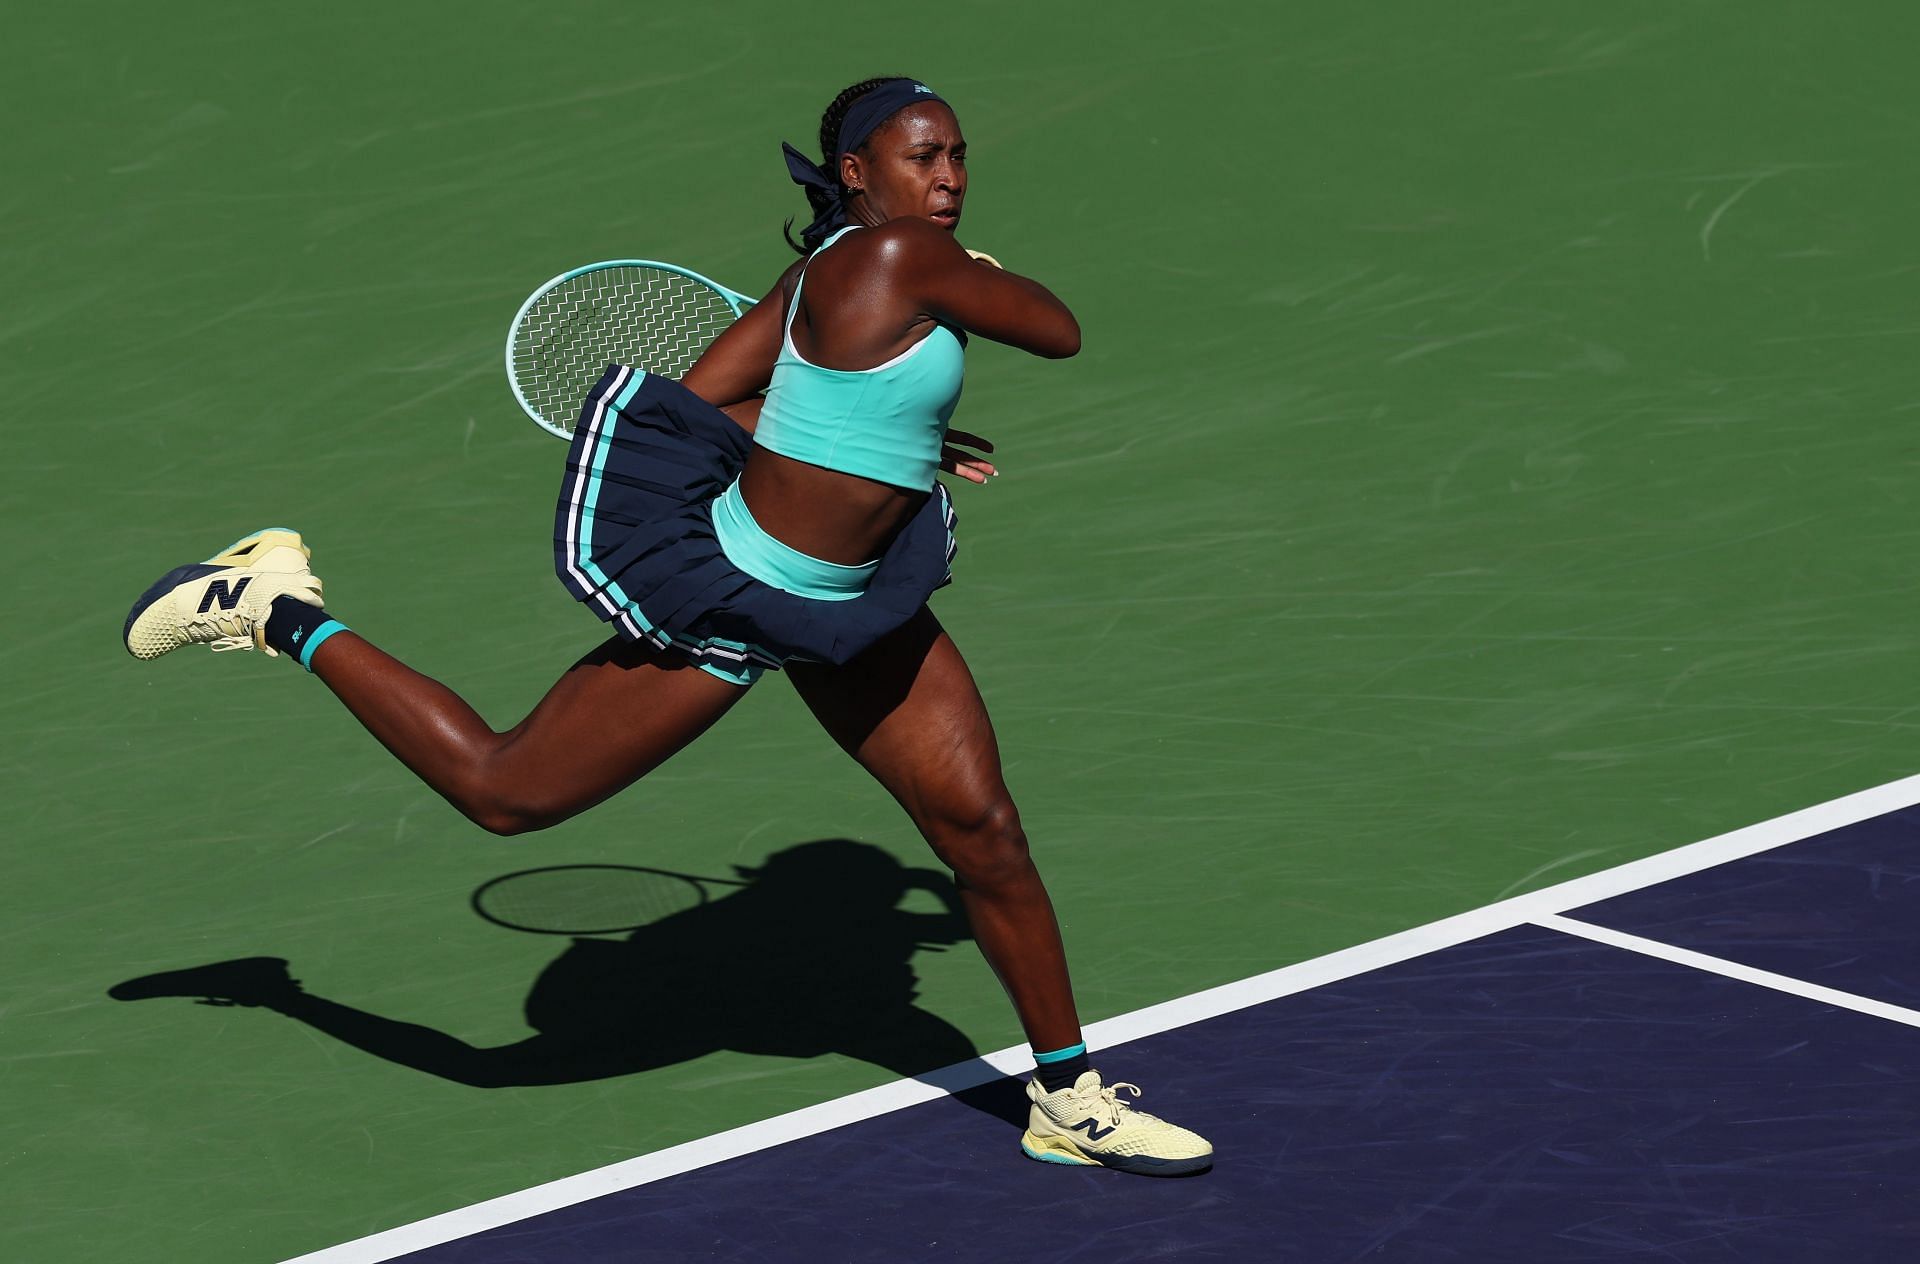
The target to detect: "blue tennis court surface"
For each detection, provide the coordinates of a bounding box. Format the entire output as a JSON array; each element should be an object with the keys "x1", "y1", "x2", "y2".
[
  {"x1": 305, "y1": 786, "x2": 1920, "y2": 1263},
  {"x1": 1571, "y1": 805, "x2": 1920, "y2": 1011}
]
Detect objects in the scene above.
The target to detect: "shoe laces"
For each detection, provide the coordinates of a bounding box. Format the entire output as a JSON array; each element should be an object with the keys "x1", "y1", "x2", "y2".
[
  {"x1": 1077, "y1": 1080, "x2": 1148, "y2": 1126},
  {"x1": 182, "y1": 604, "x2": 251, "y2": 644},
  {"x1": 181, "y1": 599, "x2": 261, "y2": 652}
]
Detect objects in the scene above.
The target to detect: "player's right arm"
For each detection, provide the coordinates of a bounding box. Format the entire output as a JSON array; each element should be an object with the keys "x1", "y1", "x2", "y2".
[{"x1": 683, "y1": 260, "x2": 807, "y2": 408}]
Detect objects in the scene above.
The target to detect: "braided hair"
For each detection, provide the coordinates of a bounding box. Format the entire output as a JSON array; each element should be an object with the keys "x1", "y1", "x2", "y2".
[{"x1": 783, "y1": 76, "x2": 912, "y2": 255}]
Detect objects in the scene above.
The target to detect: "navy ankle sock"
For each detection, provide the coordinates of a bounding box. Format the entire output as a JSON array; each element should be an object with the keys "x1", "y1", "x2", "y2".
[
  {"x1": 1033, "y1": 1041, "x2": 1090, "y2": 1093},
  {"x1": 264, "y1": 596, "x2": 348, "y2": 671}
]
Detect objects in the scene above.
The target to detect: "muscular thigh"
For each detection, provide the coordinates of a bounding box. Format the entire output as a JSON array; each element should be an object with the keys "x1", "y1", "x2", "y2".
[
  {"x1": 787, "y1": 609, "x2": 1010, "y2": 827},
  {"x1": 496, "y1": 636, "x2": 749, "y2": 819}
]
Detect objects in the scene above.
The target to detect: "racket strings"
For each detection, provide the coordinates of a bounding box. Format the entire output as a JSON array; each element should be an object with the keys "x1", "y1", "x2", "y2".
[
  {"x1": 474, "y1": 867, "x2": 709, "y2": 935},
  {"x1": 513, "y1": 268, "x2": 741, "y2": 434}
]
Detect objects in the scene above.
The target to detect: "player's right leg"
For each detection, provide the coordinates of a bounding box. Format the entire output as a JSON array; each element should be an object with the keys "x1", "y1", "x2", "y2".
[
  {"x1": 123, "y1": 528, "x2": 323, "y2": 659},
  {"x1": 307, "y1": 629, "x2": 745, "y2": 834},
  {"x1": 124, "y1": 530, "x2": 747, "y2": 834}
]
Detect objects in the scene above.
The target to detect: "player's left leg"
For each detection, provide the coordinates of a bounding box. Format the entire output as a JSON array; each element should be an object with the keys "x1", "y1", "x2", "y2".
[
  {"x1": 787, "y1": 609, "x2": 1212, "y2": 1176},
  {"x1": 788, "y1": 608, "x2": 1080, "y2": 1054}
]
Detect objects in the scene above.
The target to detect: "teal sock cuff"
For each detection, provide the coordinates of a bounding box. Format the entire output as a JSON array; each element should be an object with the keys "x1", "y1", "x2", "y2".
[
  {"x1": 296, "y1": 619, "x2": 348, "y2": 671},
  {"x1": 1033, "y1": 1040, "x2": 1088, "y2": 1064}
]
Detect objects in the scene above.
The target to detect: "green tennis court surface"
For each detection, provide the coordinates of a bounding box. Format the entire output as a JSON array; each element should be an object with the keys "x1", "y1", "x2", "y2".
[{"x1": 6, "y1": 3, "x2": 1916, "y2": 1260}]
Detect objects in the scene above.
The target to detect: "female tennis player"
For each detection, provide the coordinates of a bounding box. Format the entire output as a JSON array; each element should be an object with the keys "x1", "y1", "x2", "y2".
[{"x1": 122, "y1": 76, "x2": 1211, "y2": 1177}]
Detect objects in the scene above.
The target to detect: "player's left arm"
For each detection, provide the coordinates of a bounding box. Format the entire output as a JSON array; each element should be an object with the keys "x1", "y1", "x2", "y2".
[
  {"x1": 682, "y1": 260, "x2": 804, "y2": 412},
  {"x1": 940, "y1": 428, "x2": 996, "y2": 483}
]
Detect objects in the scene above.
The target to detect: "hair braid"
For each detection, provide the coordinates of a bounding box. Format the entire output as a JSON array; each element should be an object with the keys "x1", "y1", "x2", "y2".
[{"x1": 783, "y1": 75, "x2": 912, "y2": 255}]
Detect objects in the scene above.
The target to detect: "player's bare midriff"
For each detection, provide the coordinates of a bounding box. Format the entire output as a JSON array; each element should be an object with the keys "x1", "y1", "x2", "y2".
[{"x1": 738, "y1": 445, "x2": 929, "y2": 566}]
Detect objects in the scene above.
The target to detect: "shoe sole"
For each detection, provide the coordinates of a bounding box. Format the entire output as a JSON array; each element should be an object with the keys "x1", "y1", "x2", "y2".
[
  {"x1": 123, "y1": 528, "x2": 308, "y2": 659},
  {"x1": 1020, "y1": 1130, "x2": 1214, "y2": 1177}
]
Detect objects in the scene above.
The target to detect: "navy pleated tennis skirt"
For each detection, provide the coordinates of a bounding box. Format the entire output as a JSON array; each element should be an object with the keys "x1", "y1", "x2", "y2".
[{"x1": 553, "y1": 365, "x2": 956, "y2": 684}]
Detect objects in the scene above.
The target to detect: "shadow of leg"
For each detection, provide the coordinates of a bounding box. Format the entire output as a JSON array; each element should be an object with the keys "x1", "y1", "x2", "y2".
[
  {"x1": 833, "y1": 1005, "x2": 1025, "y2": 1128},
  {"x1": 109, "y1": 957, "x2": 711, "y2": 1087},
  {"x1": 269, "y1": 992, "x2": 692, "y2": 1088},
  {"x1": 109, "y1": 957, "x2": 300, "y2": 1008}
]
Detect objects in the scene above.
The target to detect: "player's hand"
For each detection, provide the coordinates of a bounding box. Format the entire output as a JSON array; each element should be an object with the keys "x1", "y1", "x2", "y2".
[{"x1": 940, "y1": 428, "x2": 997, "y2": 484}]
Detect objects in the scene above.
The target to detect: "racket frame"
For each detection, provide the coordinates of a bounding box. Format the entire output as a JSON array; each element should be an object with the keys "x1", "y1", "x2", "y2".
[
  {"x1": 505, "y1": 259, "x2": 758, "y2": 439},
  {"x1": 471, "y1": 862, "x2": 747, "y2": 935}
]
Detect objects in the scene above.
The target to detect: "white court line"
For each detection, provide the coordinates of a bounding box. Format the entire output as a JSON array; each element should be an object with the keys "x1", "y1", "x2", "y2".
[
  {"x1": 1534, "y1": 913, "x2": 1920, "y2": 1030},
  {"x1": 283, "y1": 771, "x2": 1920, "y2": 1264}
]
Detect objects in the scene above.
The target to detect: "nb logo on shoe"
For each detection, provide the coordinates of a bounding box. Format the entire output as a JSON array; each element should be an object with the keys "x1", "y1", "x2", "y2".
[
  {"x1": 1066, "y1": 1118, "x2": 1118, "y2": 1143},
  {"x1": 197, "y1": 576, "x2": 253, "y2": 613}
]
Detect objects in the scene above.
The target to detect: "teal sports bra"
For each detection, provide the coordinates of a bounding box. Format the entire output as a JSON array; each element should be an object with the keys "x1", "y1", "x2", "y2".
[{"x1": 755, "y1": 226, "x2": 965, "y2": 491}]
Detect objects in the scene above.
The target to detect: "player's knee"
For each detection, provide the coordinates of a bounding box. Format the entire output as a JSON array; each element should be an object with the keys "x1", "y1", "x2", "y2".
[
  {"x1": 452, "y1": 747, "x2": 583, "y2": 836},
  {"x1": 463, "y1": 785, "x2": 568, "y2": 837},
  {"x1": 470, "y1": 806, "x2": 549, "y2": 837},
  {"x1": 928, "y1": 799, "x2": 1031, "y2": 888}
]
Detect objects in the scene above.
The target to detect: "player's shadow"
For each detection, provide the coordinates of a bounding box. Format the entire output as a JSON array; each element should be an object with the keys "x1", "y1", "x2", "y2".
[{"x1": 107, "y1": 839, "x2": 1028, "y2": 1125}]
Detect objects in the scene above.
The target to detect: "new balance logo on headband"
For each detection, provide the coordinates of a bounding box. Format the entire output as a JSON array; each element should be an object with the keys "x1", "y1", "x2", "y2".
[
  {"x1": 196, "y1": 576, "x2": 253, "y2": 614},
  {"x1": 912, "y1": 83, "x2": 934, "y2": 93}
]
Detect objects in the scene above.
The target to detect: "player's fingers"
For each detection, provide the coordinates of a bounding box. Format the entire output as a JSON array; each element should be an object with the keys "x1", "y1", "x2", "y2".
[
  {"x1": 940, "y1": 451, "x2": 996, "y2": 483},
  {"x1": 945, "y1": 428, "x2": 994, "y2": 453}
]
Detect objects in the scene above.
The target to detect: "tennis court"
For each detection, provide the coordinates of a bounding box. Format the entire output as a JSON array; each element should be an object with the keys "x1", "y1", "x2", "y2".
[
  {"x1": 7, "y1": 3, "x2": 1917, "y2": 1260},
  {"x1": 294, "y1": 781, "x2": 1920, "y2": 1261}
]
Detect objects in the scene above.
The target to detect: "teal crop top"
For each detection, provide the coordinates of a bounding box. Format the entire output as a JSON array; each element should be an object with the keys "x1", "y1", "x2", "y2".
[{"x1": 755, "y1": 226, "x2": 965, "y2": 490}]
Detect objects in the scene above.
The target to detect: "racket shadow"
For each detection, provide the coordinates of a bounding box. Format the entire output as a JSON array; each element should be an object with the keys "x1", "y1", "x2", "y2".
[{"x1": 107, "y1": 838, "x2": 1023, "y2": 1125}]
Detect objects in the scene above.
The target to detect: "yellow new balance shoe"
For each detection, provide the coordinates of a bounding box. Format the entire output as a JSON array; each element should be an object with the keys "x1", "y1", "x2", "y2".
[
  {"x1": 123, "y1": 529, "x2": 323, "y2": 659},
  {"x1": 1022, "y1": 1071, "x2": 1214, "y2": 1176}
]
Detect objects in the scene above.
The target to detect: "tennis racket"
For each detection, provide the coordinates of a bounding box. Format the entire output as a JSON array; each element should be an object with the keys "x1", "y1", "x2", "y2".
[
  {"x1": 506, "y1": 261, "x2": 756, "y2": 440},
  {"x1": 471, "y1": 864, "x2": 748, "y2": 935}
]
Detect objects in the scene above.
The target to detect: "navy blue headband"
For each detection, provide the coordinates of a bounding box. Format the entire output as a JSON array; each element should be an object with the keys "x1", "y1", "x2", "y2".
[
  {"x1": 835, "y1": 80, "x2": 946, "y2": 162},
  {"x1": 783, "y1": 79, "x2": 948, "y2": 251}
]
